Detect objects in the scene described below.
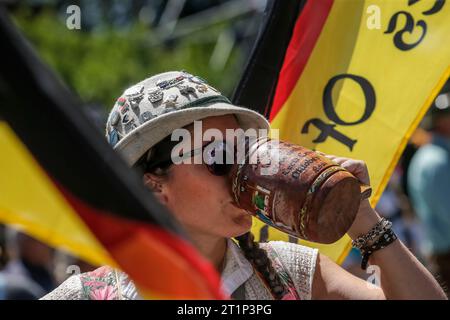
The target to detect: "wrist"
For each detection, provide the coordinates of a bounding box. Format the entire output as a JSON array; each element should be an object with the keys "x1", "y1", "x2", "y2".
[
  {"x1": 356, "y1": 222, "x2": 398, "y2": 270},
  {"x1": 347, "y1": 199, "x2": 382, "y2": 240}
]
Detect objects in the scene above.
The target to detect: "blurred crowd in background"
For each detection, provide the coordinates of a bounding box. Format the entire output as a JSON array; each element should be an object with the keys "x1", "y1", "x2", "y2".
[{"x1": 1, "y1": 0, "x2": 449, "y2": 299}]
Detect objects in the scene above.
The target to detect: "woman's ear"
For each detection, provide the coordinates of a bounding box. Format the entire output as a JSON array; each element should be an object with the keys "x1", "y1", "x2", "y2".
[{"x1": 143, "y1": 173, "x2": 169, "y2": 205}]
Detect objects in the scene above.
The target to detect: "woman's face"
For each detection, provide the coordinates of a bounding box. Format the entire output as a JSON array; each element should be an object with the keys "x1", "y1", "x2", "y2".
[{"x1": 149, "y1": 114, "x2": 253, "y2": 239}]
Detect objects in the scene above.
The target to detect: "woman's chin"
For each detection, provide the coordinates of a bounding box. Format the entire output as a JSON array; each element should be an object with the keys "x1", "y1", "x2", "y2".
[
  {"x1": 231, "y1": 211, "x2": 253, "y2": 231},
  {"x1": 223, "y1": 202, "x2": 253, "y2": 235}
]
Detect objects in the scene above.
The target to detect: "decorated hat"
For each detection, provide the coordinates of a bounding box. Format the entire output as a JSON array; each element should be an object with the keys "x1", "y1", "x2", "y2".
[{"x1": 105, "y1": 71, "x2": 270, "y2": 166}]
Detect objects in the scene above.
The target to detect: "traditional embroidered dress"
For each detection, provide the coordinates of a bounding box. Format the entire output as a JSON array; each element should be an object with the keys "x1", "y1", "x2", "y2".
[{"x1": 41, "y1": 240, "x2": 318, "y2": 300}]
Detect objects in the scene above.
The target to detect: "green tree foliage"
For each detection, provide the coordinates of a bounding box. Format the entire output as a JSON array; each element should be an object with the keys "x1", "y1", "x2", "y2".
[{"x1": 12, "y1": 8, "x2": 244, "y2": 109}]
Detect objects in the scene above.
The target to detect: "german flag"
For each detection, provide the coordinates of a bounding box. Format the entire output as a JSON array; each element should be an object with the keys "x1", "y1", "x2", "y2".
[
  {"x1": 0, "y1": 8, "x2": 224, "y2": 299},
  {"x1": 234, "y1": 0, "x2": 450, "y2": 263}
]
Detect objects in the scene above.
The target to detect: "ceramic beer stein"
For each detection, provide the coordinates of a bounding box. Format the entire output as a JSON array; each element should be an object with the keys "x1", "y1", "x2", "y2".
[{"x1": 229, "y1": 138, "x2": 371, "y2": 244}]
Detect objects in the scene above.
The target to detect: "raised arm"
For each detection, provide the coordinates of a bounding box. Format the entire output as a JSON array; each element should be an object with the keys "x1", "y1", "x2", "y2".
[{"x1": 311, "y1": 156, "x2": 447, "y2": 300}]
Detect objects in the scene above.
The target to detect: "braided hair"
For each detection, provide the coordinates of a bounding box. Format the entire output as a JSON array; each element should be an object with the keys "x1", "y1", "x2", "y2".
[
  {"x1": 235, "y1": 232, "x2": 286, "y2": 299},
  {"x1": 135, "y1": 139, "x2": 287, "y2": 300}
]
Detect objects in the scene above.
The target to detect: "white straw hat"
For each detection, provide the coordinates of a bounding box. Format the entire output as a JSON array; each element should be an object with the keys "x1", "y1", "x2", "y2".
[{"x1": 105, "y1": 71, "x2": 270, "y2": 166}]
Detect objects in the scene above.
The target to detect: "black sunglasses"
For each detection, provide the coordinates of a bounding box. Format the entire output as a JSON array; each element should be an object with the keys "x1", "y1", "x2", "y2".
[
  {"x1": 142, "y1": 137, "x2": 254, "y2": 177},
  {"x1": 178, "y1": 139, "x2": 236, "y2": 176}
]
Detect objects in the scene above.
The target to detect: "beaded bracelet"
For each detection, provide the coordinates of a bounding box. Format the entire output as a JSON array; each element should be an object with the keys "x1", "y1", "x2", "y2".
[
  {"x1": 351, "y1": 218, "x2": 392, "y2": 249},
  {"x1": 359, "y1": 228, "x2": 398, "y2": 270}
]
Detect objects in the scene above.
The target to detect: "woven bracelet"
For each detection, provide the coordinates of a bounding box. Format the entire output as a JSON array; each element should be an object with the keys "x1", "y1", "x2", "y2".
[
  {"x1": 360, "y1": 228, "x2": 398, "y2": 270},
  {"x1": 352, "y1": 218, "x2": 392, "y2": 249}
]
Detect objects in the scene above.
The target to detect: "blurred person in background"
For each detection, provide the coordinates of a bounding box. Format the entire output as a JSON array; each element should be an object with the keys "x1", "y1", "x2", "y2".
[
  {"x1": 408, "y1": 86, "x2": 450, "y2": 296},
  {"x1": 0, "y1": 228, "x2": 56, "y2": 299},
  {"x1": 0, "y1": 225, "x2": 7, "y2": 269}
]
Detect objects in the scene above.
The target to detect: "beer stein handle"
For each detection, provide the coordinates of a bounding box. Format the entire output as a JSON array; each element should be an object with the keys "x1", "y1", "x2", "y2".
[{"x1": 360, "y1": 184, "x2": 372, "y2": 199}]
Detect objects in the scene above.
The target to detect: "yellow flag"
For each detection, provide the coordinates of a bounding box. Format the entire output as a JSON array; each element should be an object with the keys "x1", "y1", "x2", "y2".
[
  {"x1": 0, "y1": 122, "x2": 114, "y2": 266},
  {"x1": 249, "y1": 0, "x2": 450, "y2": 263}
]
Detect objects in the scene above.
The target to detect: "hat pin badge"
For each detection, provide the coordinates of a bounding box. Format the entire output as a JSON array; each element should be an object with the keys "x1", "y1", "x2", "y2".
[
  {"x1": 188, "y1": 75, "x2": 207, "y2": 85},
  {"x1": 163, "y1": 94, "x2": 178, "y2": 108},
  {"x1": 124, "y1": 119, "x2": 137, "y2": 133},
  {"x1": 124, "y1": 85, "x2": 144, "y2": 109},
  {"x1": 124, "y1": 84, "x2": 144, "y2": 98},
  {"x1": 108, "y1": 129, "x2": 120, "y2": 147},
  {"x1": 140, "y1": 111, "x2": 155, "y2": 123},
  {"x1": 148, "y1": 87, "x2": 164, "y2": 103},
  {"x1": 156, "y1": 75, "x2": 185, "y2": 90},
  {"x1": 110, "y1": 111, "x2": 120, "y2": 126},
  {"x1": 195, "y1": 84, "x2": 208, "y2": 93},
  {"x1": 177, "y1": 84, "x2": 196, "y2": 96},
  {"x1": 117, "y1": 97, "x2": 129, "y2": 114},
  {"x1": 122, "y1": 113, "x2": 132, "y2": 124}
]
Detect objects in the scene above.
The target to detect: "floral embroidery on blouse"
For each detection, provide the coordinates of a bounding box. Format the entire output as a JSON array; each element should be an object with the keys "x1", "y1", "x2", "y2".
[{"x1": 79, "y1": 266, "x2": 119, "y2": 300}]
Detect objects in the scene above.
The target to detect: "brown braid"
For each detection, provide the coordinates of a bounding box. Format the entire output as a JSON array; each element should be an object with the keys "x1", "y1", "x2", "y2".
[{"x1": 235, "y1": 232, "x2": 286, "y2": 299}]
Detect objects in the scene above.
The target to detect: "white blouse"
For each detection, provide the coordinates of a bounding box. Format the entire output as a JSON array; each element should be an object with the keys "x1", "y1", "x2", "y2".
[{"x1": 41, "y1": 240, "x2": 318, "y2": 300}]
